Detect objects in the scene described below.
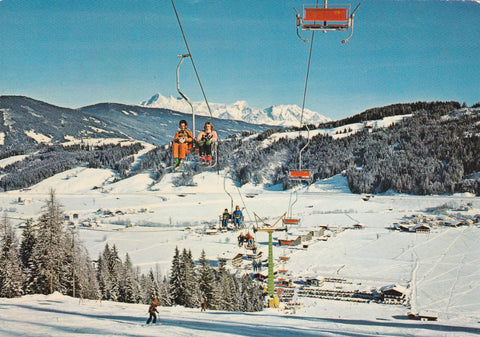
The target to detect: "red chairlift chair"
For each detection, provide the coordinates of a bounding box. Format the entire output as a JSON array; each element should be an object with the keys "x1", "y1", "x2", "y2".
[{"x1": 295, "y1": 3, "x2": 360, "y2": 43}]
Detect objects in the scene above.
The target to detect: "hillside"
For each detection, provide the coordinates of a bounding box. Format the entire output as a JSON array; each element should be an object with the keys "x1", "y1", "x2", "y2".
[
  {"x1": 0, "y1": 96, "x2": 272, "y2": 151},
  {"x1": 214, "y1": 103, "x2": 480, "y2": 195},
  {"x1": 1, "y1": 97, "x2": 479, "y2": 196}
]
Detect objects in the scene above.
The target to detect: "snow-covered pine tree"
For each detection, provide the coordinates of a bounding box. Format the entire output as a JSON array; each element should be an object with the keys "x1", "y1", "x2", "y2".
[
  {"x1": 198, "y1": 249, "x2": 215, "y2": 308},
  {"x1": 96, "y1": 250, "x2": 111, "y2": 300},
  {"x1": 119, "y1": 253, "x2": 141, "y2": 303},
  {"x1": 27, "y1": 189, "x2": 69, "y2": 295},
  {"x1": 216, "y1": 263, "x2": 238, "y2": 311},
  {"x1": 239, "y1": 274, "x2": 263, "y2": 312},
  {"x1": 159, "y1": 275, "x2": 172, "y2": 307},
  {"x1": 142, "y1": 269, "x2": 160, "y2": 304},
  {"x1": 0, "y1": 213, "x2": 25, "y2": 297},
  {"x1": 97, "y1": 244, "x2": 123, "y2": 301},
  {"x1": 72, "y1": 246, "x2": 100, "y2": 300},
  {"x1": 182, "y1": 249, "x2": 201, "y2": 308},
  {"x1": 20, "y1": 218, "x2": 36, "y2": 271},
  {"x1": 169, "y1": 246, "x2": 183, "y2": 305}
]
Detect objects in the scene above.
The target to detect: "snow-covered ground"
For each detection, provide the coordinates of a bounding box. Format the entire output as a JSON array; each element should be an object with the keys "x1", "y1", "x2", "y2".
[{"x1": 1, "y1": 166, "x2": 479, "y2": 336}]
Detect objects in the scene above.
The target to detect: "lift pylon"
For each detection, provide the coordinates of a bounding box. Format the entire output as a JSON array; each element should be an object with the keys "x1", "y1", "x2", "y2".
[{"x1": 253, "y1": 212, "x2": 288, "y2": 298}]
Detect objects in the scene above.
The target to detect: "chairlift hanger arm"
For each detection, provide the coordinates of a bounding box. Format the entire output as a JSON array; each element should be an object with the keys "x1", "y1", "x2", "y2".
[
  {"x1": 176, "y1": 54, "x2": 192, "y2": 106},
  {"x1": 342, "y1": 3, "x2": 360, "y2": 43},
  {"x1": 253, "y1": 212, "x2": 287, "y2": 232},
  {"x1": 176, "y1": 53, "x2": 195, "y2": 136}
]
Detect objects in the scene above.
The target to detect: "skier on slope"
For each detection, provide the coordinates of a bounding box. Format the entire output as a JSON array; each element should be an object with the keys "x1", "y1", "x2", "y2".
[
  {"x1": 146, "y1": 298, "x2": 159, "y2": 324},
  {"x1": 172, "y1": 119, "x2": 193, "y2": 168}
]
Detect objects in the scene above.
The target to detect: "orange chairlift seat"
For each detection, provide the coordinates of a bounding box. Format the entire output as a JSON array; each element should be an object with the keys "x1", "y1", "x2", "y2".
[
  {"x1": 288, "y1": 170, "x2": 312, "y2": 181},
  {"x1": 283, "y1": 218, "x2": 300, "y2": 225},
  {"x1": 295, "y1": 3, "x2": 360, "y2": 43},
  {"x1": 302, "y1": 6, "x2": 350, "y2": 30}
]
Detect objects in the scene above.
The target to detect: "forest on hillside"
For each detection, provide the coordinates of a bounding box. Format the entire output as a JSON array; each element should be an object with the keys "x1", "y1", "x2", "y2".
[
  {"x1": 218, "y1": 102, "x2": 480, "y2": 195},
  {"x1": 1, "y1": 101, "x2": 479, "y2": 195},
  {"x1": 0, "y1": 192, "x2": 264, "y2": 311}
]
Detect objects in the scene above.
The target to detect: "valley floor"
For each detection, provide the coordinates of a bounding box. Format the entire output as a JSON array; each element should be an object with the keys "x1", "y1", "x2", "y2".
[{"x1": 1, "y1": 168, "x2": 479, "y2": 336}]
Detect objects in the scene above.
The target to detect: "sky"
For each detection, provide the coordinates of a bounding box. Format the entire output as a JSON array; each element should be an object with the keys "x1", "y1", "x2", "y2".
[{"x1": 0, "y1": 0, "x2": 479, "y2": 120}]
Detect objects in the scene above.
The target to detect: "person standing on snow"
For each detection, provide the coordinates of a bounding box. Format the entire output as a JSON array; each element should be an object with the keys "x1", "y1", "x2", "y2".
[
  {"x1": 172, "y1": 119, "x2": 193, "y2": 168},
  {"x1": 146, "y1": 298, "x2": 159, "y2": 324}
]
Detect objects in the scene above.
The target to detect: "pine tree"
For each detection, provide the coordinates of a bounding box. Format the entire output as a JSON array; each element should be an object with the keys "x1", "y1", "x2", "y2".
[
  {"x1": 97, "y1": 250, "x2": 111, "y2": 300},
  {"x1": 20, "y1": 219, "x2": 36, "y2": 270},
  {"x1": 0, "y1": 213, "x2": 25, "y2": 297},
  {"x1": 97, "y1": 244, "x2": 122, "y2": 301},
  {"x1": 169, "y1": 246, "x2": 183, "y2": 305},
  {"x1": 142, "y1": 269, "x2": 160, "y2": 304},
  {"x1": 119, "y1": 253, "x2": 141, "y2": 303},
  {"x1": 159, "y1": 275, "x2": 172, "y2": 307},
  {"x1": 27, "y1": 189, "x2": 69, "y2": 295},
  {"x1": 198, "y1": 249, "x2": 214, "y2": 308},
  {"x1": 182, "y1": 249, "x2": 201, "y2": 308}
]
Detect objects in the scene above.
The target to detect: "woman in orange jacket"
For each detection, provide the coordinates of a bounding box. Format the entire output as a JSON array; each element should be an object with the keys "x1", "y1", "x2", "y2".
[{"x1": 172, "y1": 119, "x2": 193, "y2": 167}]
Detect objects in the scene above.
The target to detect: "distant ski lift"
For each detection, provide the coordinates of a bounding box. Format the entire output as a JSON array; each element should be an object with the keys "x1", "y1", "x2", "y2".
[
  {"x1": 283, "y1": 218, "x2": 300, "y2": 225},
  {"x1": 295, "y1": 3, "x2": 360, "y2": 43},
  {"x1": 288, "y1": 170, "x2": 312, "y2": 182}
]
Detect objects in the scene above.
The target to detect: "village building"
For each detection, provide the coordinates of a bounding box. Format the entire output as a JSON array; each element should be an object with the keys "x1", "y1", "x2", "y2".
[
  {"x1": 218, "y1": 251, "x2": 243, "y2": 268},
  {"x1": 353, "y1": 223, "x2": 365, "y2": 230},
  {"x1": 413, "y1": 224, "x2": 431, "y2": 233}
]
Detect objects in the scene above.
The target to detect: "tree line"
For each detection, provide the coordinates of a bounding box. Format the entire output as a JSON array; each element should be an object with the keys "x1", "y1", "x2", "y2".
[
  {"x1": 216, "y1": 101, "x2": 480, "y2": 195},
  {"x1": 0, "y1": 191, "x2": 264, "y2": 312},
  {"x1": 1, "y1": 101, "x2": 478, "y2": 196},
  {"x1": 0, "y1": 142, "x2": 144, "y2": 191}
]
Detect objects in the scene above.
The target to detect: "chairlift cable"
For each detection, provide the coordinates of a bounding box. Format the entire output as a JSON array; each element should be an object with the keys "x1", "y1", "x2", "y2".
[
  {"x1": 236, "y1": 186, "x2": 253, "y2": 224},
  {"x1": 297, "y1": 30, "x2": 315, "y2": 171},
  {"x1": 171, "y1": 0, "x2": 213, "y2": 119}
]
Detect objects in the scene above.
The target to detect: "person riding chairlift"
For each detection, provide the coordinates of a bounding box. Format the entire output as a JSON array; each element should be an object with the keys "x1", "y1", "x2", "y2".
[
  {"x1": 232, "y1": 205, "x2": 243, "y2": 229},
  {"x1": 196, "y1": 121, "x2": 217, "y2": 164},
  {"x1": 221, "y1": 208, "x2": 230, "y2": 228},
  {"x1": 172, "y1": 119, "x2": 193, "y2": 168}
]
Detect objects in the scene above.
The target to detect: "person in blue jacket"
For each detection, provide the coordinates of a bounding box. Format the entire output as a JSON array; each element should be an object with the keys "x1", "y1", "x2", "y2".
[{"x1": 232, "y1": 205, "x2": 243, "y2": 229}]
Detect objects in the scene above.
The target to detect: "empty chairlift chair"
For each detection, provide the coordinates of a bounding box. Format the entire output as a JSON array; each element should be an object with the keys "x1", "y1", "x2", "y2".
[{"x1": 295, "y1": 3, "x2": 360, "y2": 43}]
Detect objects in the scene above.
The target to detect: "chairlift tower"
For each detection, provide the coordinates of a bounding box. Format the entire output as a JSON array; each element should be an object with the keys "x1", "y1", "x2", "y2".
[{"x1": 253, "y1": 212, "x2": 288, "y2": 298}]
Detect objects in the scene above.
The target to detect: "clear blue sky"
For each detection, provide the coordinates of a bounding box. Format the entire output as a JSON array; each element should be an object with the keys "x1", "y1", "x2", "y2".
[{"x1": 0, "y1": 0, "x2": 479, "y2": 119}]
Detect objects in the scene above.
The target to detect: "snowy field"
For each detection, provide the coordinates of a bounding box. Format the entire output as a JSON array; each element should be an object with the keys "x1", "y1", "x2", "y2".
[{"x1": 1, "y1": 167, "x2": 480, "y2": 336}]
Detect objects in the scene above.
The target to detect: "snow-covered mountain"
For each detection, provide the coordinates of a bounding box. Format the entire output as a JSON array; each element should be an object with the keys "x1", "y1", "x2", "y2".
[{"x1": 140, "y1": 93, "x2": 331, "y2": 127}]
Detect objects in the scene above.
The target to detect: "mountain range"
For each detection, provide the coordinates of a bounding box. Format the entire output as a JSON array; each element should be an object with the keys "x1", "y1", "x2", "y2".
[
  {"x1": 140, "y1": 93, "x2": 331, "y2": 127},
  {"x1": 0, "y1": 96, "x2": 273, "y2": 151}
]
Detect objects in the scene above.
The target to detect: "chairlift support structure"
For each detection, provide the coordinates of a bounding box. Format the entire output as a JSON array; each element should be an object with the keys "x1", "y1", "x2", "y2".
[
  {"x1": 175, "y1": 52, "x2": 219, "y2": 168},
  {"x1": 172, "y1": 0, "x2": 220, "y2": 169},
  {"x1": 290, "y1": 1, "x2": 360, "y2": 182},
  {"x1": 284, "y1": 190, "x2": 300, "y2": 225},
  {"x1": 253, "y1": 212, "x2": 288, "y2": 297}
]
